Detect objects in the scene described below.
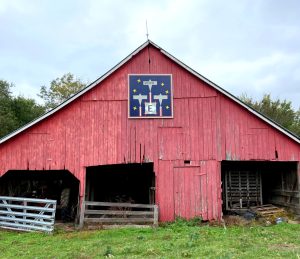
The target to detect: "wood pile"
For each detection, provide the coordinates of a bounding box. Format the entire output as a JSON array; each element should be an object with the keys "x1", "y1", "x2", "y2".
[{"x1": 250, "y1": 204, "x2": 287, "y2": 222}]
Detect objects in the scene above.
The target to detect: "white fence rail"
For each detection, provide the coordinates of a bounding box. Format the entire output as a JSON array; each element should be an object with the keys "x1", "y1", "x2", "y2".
[
  {"x1": 79, "y1": 201, "x2": 158, "y2": 229},
  {"x1": 0, "y1": 196, "x2": 56, "y2": 233}
]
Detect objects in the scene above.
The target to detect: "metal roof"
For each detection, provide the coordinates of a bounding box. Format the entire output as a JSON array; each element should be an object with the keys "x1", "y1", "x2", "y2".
[{"x1": 1, "y1": 40, "x2": 299, "y2": 144}]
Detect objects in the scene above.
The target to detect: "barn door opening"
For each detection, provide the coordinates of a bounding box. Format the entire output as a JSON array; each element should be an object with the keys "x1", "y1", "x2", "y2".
[
  {"x1": 85, "y1": 163, "x2": 155, "y2": 204},
  {"x1": 0, "y1": 170, "x2": 80, "y2": 222},
  {"x1": 221, "y1": 161, "x2": 299, "y2": 214}
]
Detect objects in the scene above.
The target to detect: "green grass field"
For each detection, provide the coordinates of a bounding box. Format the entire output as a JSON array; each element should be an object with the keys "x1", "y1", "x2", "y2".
[{"x1": 0, "y1": 221, "x2": 299, "y2": 258}]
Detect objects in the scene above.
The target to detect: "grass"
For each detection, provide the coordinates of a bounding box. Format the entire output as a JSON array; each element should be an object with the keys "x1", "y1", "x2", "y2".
[{"x1": 0, "y1": 221, "x2": 299, "y2": 258}]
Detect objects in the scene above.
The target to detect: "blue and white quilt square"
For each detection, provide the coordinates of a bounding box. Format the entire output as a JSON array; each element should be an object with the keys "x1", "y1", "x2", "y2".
[{"x1": 128, "y1": 75, "x2": 173, "y2": 118}]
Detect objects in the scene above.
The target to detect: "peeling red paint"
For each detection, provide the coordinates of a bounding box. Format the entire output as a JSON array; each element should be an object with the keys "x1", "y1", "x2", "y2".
[{"x1": 0, "y1": 44, "x2": 299, "y2": 222}]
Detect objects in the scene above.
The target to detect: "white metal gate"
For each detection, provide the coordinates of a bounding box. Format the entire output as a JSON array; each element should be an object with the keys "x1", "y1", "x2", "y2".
[{"x1": 0, "y1": 196, "x2": 57, "y2": 233}]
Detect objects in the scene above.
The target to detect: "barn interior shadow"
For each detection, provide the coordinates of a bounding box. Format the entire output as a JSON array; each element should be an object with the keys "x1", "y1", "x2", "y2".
[
  {"x1": 0, "y1": 170, "x2": 79, "y2": 222},
  {"x1": 221, "y1": 161, "x2": 299, "y2": 214},
  {"x1": 85, "y1": 163, "x2": 155, "y2": 205}
]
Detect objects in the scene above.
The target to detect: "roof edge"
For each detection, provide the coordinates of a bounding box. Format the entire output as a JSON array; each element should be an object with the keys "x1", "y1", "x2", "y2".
[
  {"x1": 159, "y1": 48, "x2": 300, "y2": 144},
  {"x1": 0, "y1": 40, "x2": 151, "y2": 144},
  {"x1": 1, "y1": 40, "x2": 299, "y2": 145}
]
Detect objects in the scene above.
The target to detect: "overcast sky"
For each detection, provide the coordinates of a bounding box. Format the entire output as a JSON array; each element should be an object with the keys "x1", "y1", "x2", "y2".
[{"x1": 1, "y1": 0, "x2": 300, "y2": 108}]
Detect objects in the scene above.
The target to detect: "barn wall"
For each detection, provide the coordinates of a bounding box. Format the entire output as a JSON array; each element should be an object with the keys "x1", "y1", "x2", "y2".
[
  {"x1": 0, "y1": 44, "x2": 299, "y2": 221},
  {"x1": 219, "y1": 95, "x2": 300, "y2": 161}
]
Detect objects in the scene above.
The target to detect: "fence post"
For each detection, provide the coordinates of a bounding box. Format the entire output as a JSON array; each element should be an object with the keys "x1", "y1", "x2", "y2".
[
  {"x1": 153, "y1": 205, "x2": 158, "y2": 227},
  {"x1": 78, "y1": 200, "x2": 85, "y2": 229},
  {"x1": 23, "y1": 201, "x2": 27, "y2": 224}
]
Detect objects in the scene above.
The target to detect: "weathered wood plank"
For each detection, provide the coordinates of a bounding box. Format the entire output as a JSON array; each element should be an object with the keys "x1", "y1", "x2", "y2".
[
  {"x1": 85, "y1": 218, "x2": 154, "y2": 223},
  {"x1": 85, "y1": 210, "x2": 154, "y2": 216},
  {"x1": 85, "y1": 201, "x2": 156, "y2": 209},
  {"x1": 79, "y1": 200, "x2": 86, "y2": 229}
]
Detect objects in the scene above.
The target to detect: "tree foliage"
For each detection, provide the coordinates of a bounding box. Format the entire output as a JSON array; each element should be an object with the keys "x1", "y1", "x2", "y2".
[
  {"x1": 241, "y1": 94, "x2": 300, "y2": 137},
  {"x1": 0, "y1": 80, "x2": 18, "y2": 138},
  {"x1": 0, "y1": 80, "x2": 45, "y2": 139},
  {"x1": 12, "y1": 96, "x2": 45, "y2": 128},
  {"x1": 38, "y1": 73, "x2": 86, "y2": 110}
]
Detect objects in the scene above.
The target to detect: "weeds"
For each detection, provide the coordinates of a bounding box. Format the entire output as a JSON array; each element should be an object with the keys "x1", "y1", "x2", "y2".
[
  {"x1": 103, "y1": 246, "x2": 114, "y2": 258},
  {"x1": 0, "y1": 222, "x2": 299, "y2": 258}
]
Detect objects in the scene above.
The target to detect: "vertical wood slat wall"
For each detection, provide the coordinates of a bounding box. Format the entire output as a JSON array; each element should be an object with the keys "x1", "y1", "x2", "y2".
[{"x1": 0, "y1": 44, "x2": 299, "y2": 222}]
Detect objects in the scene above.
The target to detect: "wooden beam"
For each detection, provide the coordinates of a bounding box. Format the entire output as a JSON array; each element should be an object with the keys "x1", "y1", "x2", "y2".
[
  {"x1": 78, "y1": 200, "x2": 86, "y2": 229},
  {"x1": 85, "y1": 210, "x2": 154, "y2": 216},
  {"x1": 85, "y1": 218, "x2": 154, "y2": 223},
  {"x1": 85, "y1": 201, "x2": 156, "y2": 209}
]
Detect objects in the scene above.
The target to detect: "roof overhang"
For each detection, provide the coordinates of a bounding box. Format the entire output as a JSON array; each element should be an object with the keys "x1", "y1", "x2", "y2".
[{"x1": 1, "y1": 40, "x2": 299, "y2": 145}]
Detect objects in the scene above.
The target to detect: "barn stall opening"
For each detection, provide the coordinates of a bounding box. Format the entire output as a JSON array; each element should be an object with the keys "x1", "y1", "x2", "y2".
[
  {"x1": 85, "y1": 163, "x2": 155, "y2": 205},
  {"x1": 0, "y1": 170, "x2": 79, "y2": 221},
  {"x1": 221, "y1": 161, "x2": 299, "y2": 214}
]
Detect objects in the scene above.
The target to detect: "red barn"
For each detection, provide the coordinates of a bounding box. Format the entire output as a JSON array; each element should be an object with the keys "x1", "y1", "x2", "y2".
[{"x1": 0, "y1": 41, "x2": 299, "y2": 222}]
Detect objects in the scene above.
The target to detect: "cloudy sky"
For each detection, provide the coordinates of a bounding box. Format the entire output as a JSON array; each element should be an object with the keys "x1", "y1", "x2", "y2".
[{"x1": 1, "y1": 0, "x2": 300, "y2": 108}]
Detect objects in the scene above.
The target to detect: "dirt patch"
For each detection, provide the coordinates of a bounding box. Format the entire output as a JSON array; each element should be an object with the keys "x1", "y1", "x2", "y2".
[
  {"x1": 270, "y1": 243, "x2": 299, "y2": 251},
  {"x1": 223, "y1": 215, "x2": 256, "y2": 226},
  {"x1": 55, "y1": 222, "x2": 76, "y2": 232}
]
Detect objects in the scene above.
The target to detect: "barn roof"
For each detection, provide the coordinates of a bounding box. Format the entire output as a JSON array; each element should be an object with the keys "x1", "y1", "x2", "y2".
[{"x1": 1, "y1": 40, "x2": 299, "y2": 144}]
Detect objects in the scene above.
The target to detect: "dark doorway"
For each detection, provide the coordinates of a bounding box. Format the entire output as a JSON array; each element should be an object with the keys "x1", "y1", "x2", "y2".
[
  {"x1": 86, "y1": 163, "x2": 155, "y2": 204},
  {"x1": 0, "y1": 170, "x2": 80, "y2": 221},
  {"x1": 221, "y1": 161, "x2": 299, "y2": 214}
]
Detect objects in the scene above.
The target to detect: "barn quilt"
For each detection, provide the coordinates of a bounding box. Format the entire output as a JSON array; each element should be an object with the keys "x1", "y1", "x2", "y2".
[{"x1": 128, "y1": 74, "x2": 173, "y2": 118}]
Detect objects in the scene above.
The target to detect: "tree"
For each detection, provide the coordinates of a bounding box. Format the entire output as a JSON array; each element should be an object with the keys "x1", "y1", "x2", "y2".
[
  {"x1": 241, "y1": 94, "x2": 300, "y2": 137},
  {"x1": 12, "y1": 96, "x2": 46, "y2": 128},
  {"x1": 0, "y1": 80, "x2": 45, "y2": 139},
  {"x1": 38, "y1": 73, "x2": 86, "y2": 110},
  {"x1": 0, "y1": 80, "x2": 18, "y2": 138}
]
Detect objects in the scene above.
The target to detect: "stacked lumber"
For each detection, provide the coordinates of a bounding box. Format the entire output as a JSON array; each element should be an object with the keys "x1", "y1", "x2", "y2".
[{"x1": 250, "y1": 204, "x2": 287, "y2": 222}]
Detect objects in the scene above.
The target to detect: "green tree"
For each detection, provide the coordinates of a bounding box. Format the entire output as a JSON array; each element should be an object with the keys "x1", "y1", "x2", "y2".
[
  {"x1": 0, "y1": 80, "x2": 45, "y2": 139},
  {"x1": 241, "y1": 94, "x2": 300, "y2": 137},
  {"x1": 38, "y1": 73, "x2": 86, "y2": 110},
  {"x1": 0, "y1": 80, "x2": 18, "y2": 138},
  {"x1": 12, "y1": 96, "x2": 45, "y2": 128}
]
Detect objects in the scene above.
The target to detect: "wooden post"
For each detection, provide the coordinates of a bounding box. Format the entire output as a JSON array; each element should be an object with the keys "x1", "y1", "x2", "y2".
[
  {"x1": 153, "y1": 205, "x2": 158, "y2": 227},
  {"x1": 78, "y1": 200, "x2": 85, "y2": 229}
]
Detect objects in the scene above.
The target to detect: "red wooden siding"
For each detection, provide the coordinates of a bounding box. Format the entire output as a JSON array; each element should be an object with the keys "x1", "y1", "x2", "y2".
[
  {"x1": 219, "y1": 95, "x2": 300, "y2": 161},
  {"x1": 0, "y1": 43, "x2": 299, "y2": 222}
]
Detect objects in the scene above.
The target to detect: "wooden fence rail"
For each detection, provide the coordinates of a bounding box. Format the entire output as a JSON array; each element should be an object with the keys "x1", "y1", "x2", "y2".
[
  {"x1": 79, "y1": 201, "x2": 158, "y2": 229},
  {"x1": 0, "y1": 196, "x2": 56, "y2": 233}
]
